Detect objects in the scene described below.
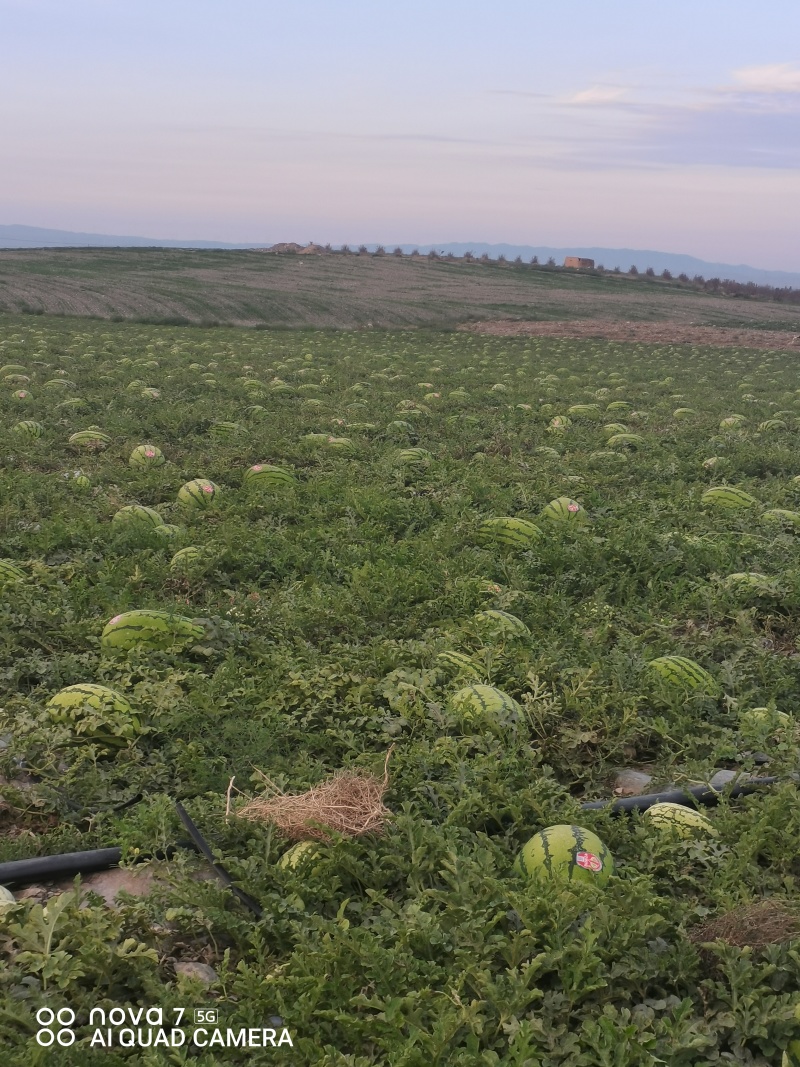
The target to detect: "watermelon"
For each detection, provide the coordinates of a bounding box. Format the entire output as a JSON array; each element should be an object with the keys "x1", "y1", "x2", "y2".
[
  {"x1": 606, "y1": 402, "x2": 631, "y2": 413},
  {"x1": 451, "y1": 684, "x2": 519, "y2": 722},
  {"x1": 112, "y1": 505, "x2": 164, "y2": 528},
  {"x1": 170, "y1": 546, "x2": 206, "y2": 571},
  {"x1": 758, "y1": 419, "x2": 787, "y2": 432},
  {"x1": 129, "y1": 444, "x2": 166, "y2": 468},
  {"x1": 602, "y1": 423, "x2": 629, "y2": 436},
  {"x1": 436, "y1": 652, "x2": 484, "y2": 679},
  {"x1": 606, "y1": 433, "x2": 645, "y2": 448},
  {"x1": 11, "y1": 420, "x2": 44, "y2": 438},
  {"x1": 46, "y1": 683, "x2": 141, "y2": 747},
  {"x1": 243, "y1": 464, "x2": 296, "y2": 489},
  {"x1": 567, "y1": 404, "x2": 601, "y2": 419},
  {"x1": 69, "y1": 430, "x2": 111, "y2": 449},
  {"x1": 210, "y1": 421, "x2": 242, "y2": 439},
  {"x1": 673, "y1": 408, "x2": 697, "y2": 419},
  {"x1": 720, "y1": 572, "x2": 778, "y2": 596},
  {"x1": 547, "y1": 415, "x2": 571, "y2": 433},
  {"x1": 515, "y1": 825, "x2": 613, "y2": 885},
  {"x1": 154, "y1": 523, "x2": 181, "y2": 539},
  {"x1": 739, "y1": 706, "x2": 792, "y2": 733},
  {"x1": 12, "y1": 390, "x2": 32, "y2": 402},
  {"x1": 325, "y1": 436, "x2": 356, "y2": 452},
  {"x1": 395, "y1": 447, "x2": 432, "y2": 466},
  {"x1": 178, "y1": 479, "x2": 221, "y2": 508},
  {"x1": 476, "y1": 517, "x2": 542, "y2": 550},
  {"x1": 647, "y1": 655, "x2": 717, "y2": 692},
  {"x1": 761, "y1": 509, "x2": 800, "y2": 527},
  {"x1": 541, "y1": 497, "x2": 585, "y2": 521},
  {"x1": 719, "y1": 415, "x2": 747, "y2": 429},
  {"x1": 277, "y1": 841, "x2": 323, "y2": 870},
  {"x1": 701, "y1": 487, "x2": 758, "y2": 510},
  {"x1": 641, "y1": 802, "x2": 717, "y2": 839},
  {"x1": 101, "y1": 610, "x2": 206, "y2": 651},
  {"x1": 589, "y1": 450, "x2": 627, "y2": 465},
  {"x1": 0, "y1": 560, "x2": 26, "y2": 584},
  {"x1": 0, "y1": 364, "x2": 27, "y2": 376},
  {"x1": 472, "y1": 609, "x2": 530, "y2": 638}
]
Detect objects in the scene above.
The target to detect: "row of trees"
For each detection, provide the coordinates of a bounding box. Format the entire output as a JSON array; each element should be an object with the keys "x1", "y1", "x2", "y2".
[{"x1": 302, "y1": 244, "x2": 800, "y2": 304}]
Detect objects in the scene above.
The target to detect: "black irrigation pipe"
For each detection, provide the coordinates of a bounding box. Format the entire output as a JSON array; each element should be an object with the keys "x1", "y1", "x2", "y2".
[
  {"x1": 580, "y1": 776, "x2": 782, "y2": 813},
  {"x1": 0, "y1": 777, "x2": 790, "y2": 890}
]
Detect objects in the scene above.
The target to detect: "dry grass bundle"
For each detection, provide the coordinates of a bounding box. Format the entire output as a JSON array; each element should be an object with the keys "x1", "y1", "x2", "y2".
[
  {"x1": 232, "y1": 748, "x2": 394, "y2": 842},
  {"x1": 688, "y1": 899, "x2": 800, "y2": 952}
]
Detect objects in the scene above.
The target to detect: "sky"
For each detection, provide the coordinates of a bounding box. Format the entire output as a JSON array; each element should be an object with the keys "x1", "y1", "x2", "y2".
[{"x1": 2, "y1": 0, "x2": 800, "y2": 269}]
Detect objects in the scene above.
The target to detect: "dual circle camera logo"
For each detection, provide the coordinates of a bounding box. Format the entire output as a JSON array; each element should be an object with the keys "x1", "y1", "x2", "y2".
[{"x1": 36, "y1": 1007, "x2": 77, "y2": 1047}]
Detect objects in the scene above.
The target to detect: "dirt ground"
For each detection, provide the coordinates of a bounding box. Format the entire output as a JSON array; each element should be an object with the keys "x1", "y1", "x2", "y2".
[{"x1": 460, "y1": 318, "x2": 800, "y2": 350}]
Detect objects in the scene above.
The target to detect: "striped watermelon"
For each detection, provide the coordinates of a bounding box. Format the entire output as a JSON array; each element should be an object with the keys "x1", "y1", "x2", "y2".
[
  {"x1": 436, "y1": 652, "x2": 484, "y2": 679},
  {"x1": 647, "y1": 655, "x2": 717, "y2": 692},
  {"x1": 170, "y1": 546, "x2": 206, "y2": 571},
  {"x1": 395, "y1": 447, "x2": 432, "y2": 466},
  {"x1": 325, "y1": 436, "x2": 356, "y2": 453},
  {"x1": 71, "y1": 474, "x2": 92, "y2": 491},
  {"x1": 606, "y1": 401, "x2": 631, "y2": 412},
  {"x1": 701, "y1": 487, "x2": 758, "y2": 510},
  {"x1": 154, "y1": 523, "x2": 181, "y2": 539},
  {"x1": 473, "y1": 609, "x2": 530, "y2": 638},
  {"x1": 602, "y1": 423, "x2": 629, "y2": 436},
  {"x1": 129, "y1": 444, "x2": 166, "y2": 468},
  {"x1": 277, "y1": 841, "x2": 323, "y2": 870},
  {"x1": 719, "y1": 414, "x2": 747, "y2": 429},
  {"x1": 0, "y1": 560, "x2": 26, "y2": 584},
  {"x1": 758, "y1": 419, "x2": 787, "y2": 432},
  {"x1": 761, "y1": 508, "x2": 800, "y2": 526},
  {"x1": 476, "y1": 517, "x2": 542, "y2": 549},
  {"x1": 567, "y1": 404, "x2": 601, "y2": 419},
  {"x1": 451, "y1": 684, "x2": 519, "y2": 722},
  {"x1": 210, "y1": 421, "x2": 242, "y2": 439},
  {"x1": 12, "y1": 389, "x2": 32, "y2": 402},
  {"x1": 673, "y1": 408, "x2": 697, "y2": 419},
  {"x1": 112, "y1": 505, "x2": 164, "y2": 528},
  {"x1": 0, "y1": 364, "x2": 26, "y2": 376},
  {"x1": 515, "y1": 825, "x2": 613, "y2": 885},
  {"x1": 46, "y1": 683, "x2": 132, "y2": 721},
  {"x1": 178, "y1": 479, "x2": 220, "y2": 508},
  {"x1": 43, "y1": 379, "x2": 73, "y2": 390},
  {"x1": 540, "y1": 497, "x2": 585, "y2": 521},
  {"x1": 386, "y1": 420, "x2": 415, "y2": 435},
  {"x1": 242, "y1": 464, "x2": 296, "y2": 489},
  {"x1": 140, "y1": 388, "x2": 160, "y2": 399},
  {"x1": 641, "y1": 802, "x2": 717, "y2": 839},
  {"x1": 606, "y1": 433, "x2": 645, "y2": 448},
  {"x1": 69, "y1": 430, "x2": 111, "y2": 449},
  {"x1": 547, "y1": 415, "x2": 571, "y2": 433},
  {"x1": 721, "y1": 572, "x2": 778, "y2": 595},
  {"x1": 101, "y1": 610, "x2": 205, "y2": 652},
  {"x1": 11, "y1": 420, "x2": 44, "y2": 438},
  {"x1": 46, "y1": 683, "x2": 141, "y2": 747}
]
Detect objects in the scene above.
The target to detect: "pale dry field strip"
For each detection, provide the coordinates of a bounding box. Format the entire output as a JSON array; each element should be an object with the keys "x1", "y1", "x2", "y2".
[{"x1": 0, "y1": 248, "x2": 798, "y2": 334}]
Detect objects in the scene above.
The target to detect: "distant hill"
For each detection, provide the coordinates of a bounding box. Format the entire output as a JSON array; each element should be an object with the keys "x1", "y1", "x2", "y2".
[{"x1": 1, "y1": 225, "x2": 798, "y2": 289}]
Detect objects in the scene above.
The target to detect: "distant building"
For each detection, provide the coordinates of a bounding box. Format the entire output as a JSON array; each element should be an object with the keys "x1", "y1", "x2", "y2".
[{"x1": 564, "y1": 256, "x2": 595, "y2": 269}]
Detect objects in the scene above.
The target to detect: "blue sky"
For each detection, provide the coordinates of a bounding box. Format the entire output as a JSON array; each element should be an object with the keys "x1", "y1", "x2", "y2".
[{"x1": 2, "y1": 0, "x2": 799, "y2": 268}]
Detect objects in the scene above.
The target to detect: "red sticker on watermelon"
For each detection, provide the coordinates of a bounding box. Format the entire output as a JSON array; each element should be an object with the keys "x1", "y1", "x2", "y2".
[
  {"x1": 568, "y1": 503, "x2": 580, "y2": 512},
  {"x1": 251, "y1": 465, "x2": 263, "y2": 472},
  {"x1": 575, "y1": 851, "x2": 603, "y2": 873},
  {"x1": 203, "y1": 485, "x2": 213, "y2": 493}
]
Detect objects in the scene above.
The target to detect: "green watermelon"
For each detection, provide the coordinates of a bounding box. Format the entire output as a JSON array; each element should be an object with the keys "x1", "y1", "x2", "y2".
[
  {"x1": 242, "y1": 464, "x2": 296, "y2": 489},
  {"x1": 101, "y1": 610, "x2": 205, "y2": 652},
  {"x1": 647, "y1": 655, "x2": 717, "y2": 692},
  {"x1": 540, "y1": 497, "x2": 585, "y2": 521},
  {"x1": 701, "y1": 487, "x2": 758, "y2": 510},
  {"x1": 515, "y1": 825, "x2": 613, "y2": 885},
  {"x1": 451, "y1": 684, "x2": 519, "y2": 722},
  {"x1": 112, "y1": 505, "x2": 164, "y2": 528},
  {"x1": 476, "y1": 517, "x2": 542, "y2": 549},
  {"x1": 473, "y1": 609, "x2": 530, "y2": 638},
  {"x1": 129, "y1": 444, "x2": 166, "y2": 468},
  {"x1": 178, "y1": 479, "x2": 220, "y2": 508},
  {"x1": 0, "y1": 560, "x2": 26, "y2": 585}
]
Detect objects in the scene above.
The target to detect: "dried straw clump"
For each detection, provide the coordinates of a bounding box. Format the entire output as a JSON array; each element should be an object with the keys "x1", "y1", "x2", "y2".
[
  {"x1": 688, "y1": 899, "x2": 799, "y2": 952},
  {"x1": 234, "y1": 749, "x2": 394, "y2": 842}
]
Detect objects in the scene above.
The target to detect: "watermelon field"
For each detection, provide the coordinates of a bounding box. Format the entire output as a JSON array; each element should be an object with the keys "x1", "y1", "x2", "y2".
[{"x1": 2, "y1": 312, "x2": 800, "y2": 1065}]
